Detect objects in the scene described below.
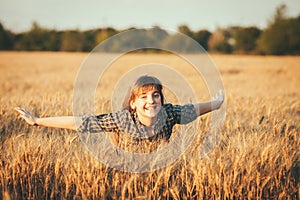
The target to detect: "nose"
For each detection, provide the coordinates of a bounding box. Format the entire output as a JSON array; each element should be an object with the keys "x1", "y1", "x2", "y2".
[{"x1": 147, "y1": 95, "x2": 154, "y2": 103}]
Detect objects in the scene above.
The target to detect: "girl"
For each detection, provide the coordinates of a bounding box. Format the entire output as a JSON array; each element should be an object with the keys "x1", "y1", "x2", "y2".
[{"x1": 15, "y1": 75, "x2": 224, "y2": 150}]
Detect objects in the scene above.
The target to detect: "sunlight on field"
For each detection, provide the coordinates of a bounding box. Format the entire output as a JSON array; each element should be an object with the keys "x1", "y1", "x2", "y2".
[{"x1": 0, "y1": 52, "x2": 299, "y2": 199}]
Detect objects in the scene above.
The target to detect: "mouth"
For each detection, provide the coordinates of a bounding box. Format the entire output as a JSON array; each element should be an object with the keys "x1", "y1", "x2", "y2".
[
  {"x1": 144, "y1": 105, "x2": 161, "y2": 116},
  {"x1": 145, "y1": 105, "x2": 158, "y2": 111}
]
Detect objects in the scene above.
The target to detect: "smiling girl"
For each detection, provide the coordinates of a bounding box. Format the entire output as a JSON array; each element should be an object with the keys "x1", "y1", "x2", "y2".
[{"x1": 15, "y1": 75, "x2": 224, "y2": 149}]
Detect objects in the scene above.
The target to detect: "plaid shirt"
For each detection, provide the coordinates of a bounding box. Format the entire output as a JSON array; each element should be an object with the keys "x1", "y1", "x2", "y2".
[{"x1": 78, "y1": 103, "x2": 197, "y2": 151}]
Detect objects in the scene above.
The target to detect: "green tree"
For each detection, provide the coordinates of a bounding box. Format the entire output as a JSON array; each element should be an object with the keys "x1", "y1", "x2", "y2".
[
  {"x1": 96, "y1": 29, "x2": 110, "y2": 44},
  {"x1": 193, "y1": 30, "x2": 211, "y2": 50},
  {"x1": 162, "y1": 33, "x2": 200, "y2": 53},
  {"x1": 14, "y1": 22, "x2": 61, "y2": 51},
  {"x1": 43, "y1": 30, "x2": 62, "y2": 51},
  {"x1": 95, "y1": 27, "x2": 118, "y2": 44},
  {"x1": 146, "y1": 26, "x2": 168, "y2": 45},
  {"x1": 0, "y1": 22, "x2": 13, "y2": 50},
  {"x1": 178, "y1": 25, "x2": 193, "y2": 37},
  {"x1": 257, "y1": 4, "x2": 300, "y2": 55},
  {"x1": 60, "y1": 30, "x2": 85, "y2": 52},
  {"x1": 208, "y1": 28, "x2": 234, "y2": 54},
  {"x1": 94, "y1": 27, "x2": 119, "y2": 52},
  {"x1": 15, "y1": 22, "x2": 45, "y2": 50},
  {"x1": 234, "y1": 26, "x2": 261, "y2": 53},
  {"x1": 82, "y1": 30, "x2": 97, "y2": 51},
  {"x1": 271, "y1": 4, "x2": 287, "y2": 24},
  {"x1": 174, "y1": 25, "x2": 212, "y2": 52}
]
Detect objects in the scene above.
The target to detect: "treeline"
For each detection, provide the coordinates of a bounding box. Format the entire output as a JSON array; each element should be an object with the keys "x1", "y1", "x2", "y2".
[{"x1": 0, "y1": 4, "x2": 299, "y2": 55}]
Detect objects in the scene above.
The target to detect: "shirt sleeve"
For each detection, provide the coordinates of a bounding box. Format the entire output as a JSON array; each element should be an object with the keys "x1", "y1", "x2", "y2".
[
  {"x1": 77, "y1": 112, "x2": 120, "y2": 133},
  {"x1": 167, "y1": 103, "x2": 197, "y2": 124}
]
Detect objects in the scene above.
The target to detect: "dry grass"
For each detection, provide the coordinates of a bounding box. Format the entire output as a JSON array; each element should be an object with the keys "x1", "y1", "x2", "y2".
[{"x1": 0, "y1": 52, "x2": 299, "y2": 199}]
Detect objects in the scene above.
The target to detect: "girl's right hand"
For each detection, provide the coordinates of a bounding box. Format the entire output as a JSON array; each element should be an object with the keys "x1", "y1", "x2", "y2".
[
  {"x1": 14, "y1": 107, "x2": 38, "y2": 126},
  {"x1": 212, "y1": 90, "x2": 225, "y2": 110}
]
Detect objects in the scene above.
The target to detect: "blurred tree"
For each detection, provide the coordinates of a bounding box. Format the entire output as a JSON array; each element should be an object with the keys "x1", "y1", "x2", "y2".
[
  {"x1": 82, "y1": 30, "x2": 97, "y2": 51},
  {"x1": 95, "y1": 27, "x2": 169, "y2": 53},
  {"x1": 94, "y1": 27, "x2": 119, "y2": 52},
  {"x1": 118, "y1": 29, "x2": 151, "y2": 51},
  {"x1": 60, "y1": 30, "x2": 85, "y2": 51},
  {"x1": 178, "y1": 25, "x2": 193, "y2": 37},
  {"x1": 193, "y1": 30, "x2": 211, "y2": 50},
  {"x1": 43, "y1": 30, "x2": 62, "y2": 51},
  {"x1": 15, "y1": 22, "x2": 45, "y2": 50},
  {"x1": 137, "y1": 26, "x2": 169, "y2": 52},
  {"x1": 5, "y1": 5, "x2": 299, "y2": 55},
  {"x1": 0, "y1": 22, "x2": 13, "y2": 50},
  {"x1": 146, "y1": 26, "x2": 168, "y2": 47},
  {"x1": 95, "y1": 27, "x2": 118, "y2": 44},
  {"x1": 147, "y1": 26, "x2": 168, "y2": 39},
  {"x1": 234, "y1": 26, "x2": 261, "y2": 53},
  {"x1": 208, "y1": 28, "x2": 234, "y2": 54},
  {"x1": 257, "y1": 4, "x2": 300, "y2": 55},
  {"x1": 271, "y1": 4, "x2": 287, "y2": 24},
  {"x1": 14, "y1": 22, "x2": 61, "y2": 51},
  {"x1": 162, "y1": 33, "x2": 200, "y2": 53},
  {"x1": 96, "y1": 29, "x2": 110, "y2": 44}
]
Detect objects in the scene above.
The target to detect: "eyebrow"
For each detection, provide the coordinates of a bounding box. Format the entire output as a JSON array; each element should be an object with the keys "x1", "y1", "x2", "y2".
[{"x1": 138, "y1": 90, "x2": 159, "y2": 95}]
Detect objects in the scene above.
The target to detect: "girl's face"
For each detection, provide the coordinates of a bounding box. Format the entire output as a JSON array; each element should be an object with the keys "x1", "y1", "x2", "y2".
[{"x1": 130, "y1": 87, "x2": 162, "y2": 121}]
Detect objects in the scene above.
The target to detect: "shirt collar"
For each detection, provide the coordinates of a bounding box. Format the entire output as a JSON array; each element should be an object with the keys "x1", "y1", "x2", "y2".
[{"x1": 131, "y1": 106, "x2": 168, "y2": 138}]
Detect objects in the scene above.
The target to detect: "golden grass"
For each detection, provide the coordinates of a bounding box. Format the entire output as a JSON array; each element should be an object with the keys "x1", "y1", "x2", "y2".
[{"x1": 0, "y1": 51, "x2": 299, "y2": 199}]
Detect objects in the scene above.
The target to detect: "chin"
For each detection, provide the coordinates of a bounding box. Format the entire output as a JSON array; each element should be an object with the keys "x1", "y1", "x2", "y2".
[
  {"x1": 146, "y1": 107, "x2": 161, "y2": 117},
  {"x1": 144, "y1": 110, "x2": 159, "y2": 118}
]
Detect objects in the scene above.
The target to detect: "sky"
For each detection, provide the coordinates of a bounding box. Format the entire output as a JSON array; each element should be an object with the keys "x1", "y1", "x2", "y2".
[{"x1": 0, "y1": 0, "x2": 299, "y2": 33}]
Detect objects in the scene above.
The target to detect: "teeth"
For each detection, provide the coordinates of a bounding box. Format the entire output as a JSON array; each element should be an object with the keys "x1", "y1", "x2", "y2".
[{"x1": 146, "y1": 106, "x2": 156, "y2": 110}]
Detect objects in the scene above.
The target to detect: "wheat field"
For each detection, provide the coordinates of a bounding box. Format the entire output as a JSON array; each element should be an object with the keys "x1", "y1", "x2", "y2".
[{"x1": 0, "y1": 51, "x2": 299, "y2": 199}]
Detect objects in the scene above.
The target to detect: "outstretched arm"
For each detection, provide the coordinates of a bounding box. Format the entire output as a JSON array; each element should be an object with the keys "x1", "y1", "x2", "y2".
[
  {"x1": 193, "y1": 91, "x2": 224, "y2": 117},
  {"x1": 14, "y1": 107, "x2": 82, "y2": 130}
]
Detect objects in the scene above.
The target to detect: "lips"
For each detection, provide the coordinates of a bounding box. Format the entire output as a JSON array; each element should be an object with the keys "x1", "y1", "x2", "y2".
[
  {"x1": 145, "y1": 105, "x2": 157, "y2": 111},
  {"x1": 144, "y1": 105, "x2": 160, "y2": 117}
]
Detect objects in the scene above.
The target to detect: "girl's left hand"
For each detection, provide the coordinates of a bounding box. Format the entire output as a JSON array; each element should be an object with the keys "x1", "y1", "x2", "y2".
[{"x1": 14, "y1": 107, "x2": 37, "y2": 126}]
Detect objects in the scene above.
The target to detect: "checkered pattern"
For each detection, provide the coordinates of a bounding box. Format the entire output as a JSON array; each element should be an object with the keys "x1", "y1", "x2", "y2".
[{"x1": 78, "y1": 103, "x2": 197, "y2": 150}]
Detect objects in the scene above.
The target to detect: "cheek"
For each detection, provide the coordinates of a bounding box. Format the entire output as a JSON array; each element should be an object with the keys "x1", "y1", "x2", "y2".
[
  {"x1": 155, "y1": 96, "x2": 162, "y2": 104},
  {"x1": 131, "y1": 99, "x2": 144, "y2": 109}
]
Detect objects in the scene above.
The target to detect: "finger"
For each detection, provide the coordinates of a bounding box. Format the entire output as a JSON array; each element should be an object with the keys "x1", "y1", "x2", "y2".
[
  {"x1": 15, "y1": 107, "x2": 32, "y2": 118},
  {"x1": 15, "y1": 107, "x2": 27, "y2": 115},
  {"x1": 18, "y1": 113, "x2": 29, "y2": 119},
  {"x1": 18, "y1": 115, "x2": 28, "y2": 123},
  {"x1": 17, "y1": 114, "x2": 23, "y2": 119},
  {"x1": 216, "y1": 91, "x2": 221, "y2": 99},
  {"x1": 218, "y1": 90, "x2": 223, "y2": 97},
  {"x1": 19, "y1": 114, "x2": 35, "y2": 125},
  {"x1": 213, "y1": 93, "x2": 218, "y2": 100},
  {"x1": 14, "y1": 107, "x2": 22, "y2": 114},
  {"x1": 218, "y1": 90, "x2": 224, "y2": 99}
]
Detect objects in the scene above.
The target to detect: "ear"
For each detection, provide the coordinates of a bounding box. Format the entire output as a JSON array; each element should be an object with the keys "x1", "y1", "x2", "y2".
[{"x1": 130, "y1": 100, "x2": 136, "y2": 110}]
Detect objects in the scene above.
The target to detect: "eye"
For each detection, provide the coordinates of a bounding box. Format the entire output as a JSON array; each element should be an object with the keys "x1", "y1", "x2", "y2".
[
  {"x1": 140, "y1": 95, "x2": 147, "y2": 99},
  {"x1": 153, "y1": 92, "x2": 160, "y2": 98}
]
